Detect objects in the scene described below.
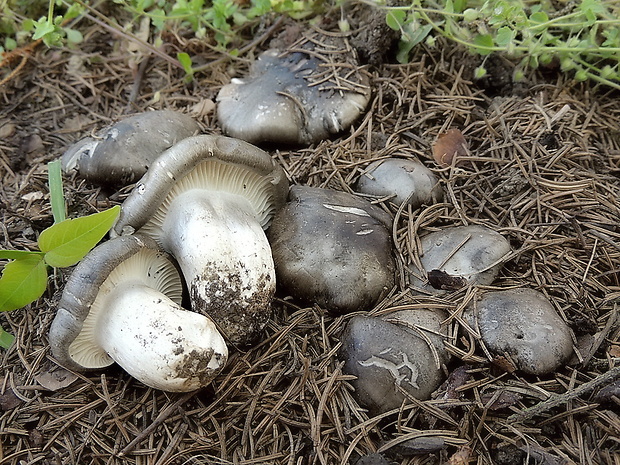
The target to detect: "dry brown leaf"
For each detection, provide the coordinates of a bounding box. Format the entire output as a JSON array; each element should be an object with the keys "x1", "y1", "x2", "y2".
[
  {"x1": 191, "y1": 99, "x2": 216, "y2": 118},
  {"x1": 491, "y1": 354, "x2": 518, "y2": 374},
  {"x1": 608, "y1": 342, "x2": 620, "y2": 358},
  {"x1": 0, "y1": 387, "x2": 23, "y2": 411},
  {"x1": 440, "y1": 365, "x2": 472, "y2": 401},
  {"x1": 34, "y1": 365, "x2": 78, "y2": 391},
  {"x1": 432, "y1": 128, "x2": 468, "y2": 168},
  {"x1": 480, "y1": 389, "x2": 522, "y2": 411},
  {"x1": 427, "y1": 269, "x2": 467, "y2": 291},
  {"x1": 0, "y1": 122, "x2": 16, "y2": 139},
  {"x1": 448, "y1": 445, "x2": 473, "y2": 465}
]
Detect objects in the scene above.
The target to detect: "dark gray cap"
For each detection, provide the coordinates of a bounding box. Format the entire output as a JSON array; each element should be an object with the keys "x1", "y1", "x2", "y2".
[{"x1": 61, "y1": 110, "x2": 200, "y2": 187}]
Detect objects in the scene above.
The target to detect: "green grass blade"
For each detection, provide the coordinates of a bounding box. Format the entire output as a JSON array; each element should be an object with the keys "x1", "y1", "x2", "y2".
[
  {"x1": 39, "y1": 205, "x2": 120, "y2": 268},
  {"x1": 48, "y1": 160, "x2": 66, "y2": 223}
]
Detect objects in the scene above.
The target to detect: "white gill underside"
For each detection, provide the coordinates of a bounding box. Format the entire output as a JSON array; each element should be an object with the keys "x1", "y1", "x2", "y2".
[
  {"x1": 68, "y1": 250, "x2": 183, "y2": 369},
  {"x1": 140, "y1": 159, "x2": 276, "y2": 239}
]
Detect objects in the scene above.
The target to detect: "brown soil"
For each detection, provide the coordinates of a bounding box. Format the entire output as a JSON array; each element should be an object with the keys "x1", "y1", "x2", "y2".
[{"x1": 2, "y1": 4, "x2": 620, "y2": 465}]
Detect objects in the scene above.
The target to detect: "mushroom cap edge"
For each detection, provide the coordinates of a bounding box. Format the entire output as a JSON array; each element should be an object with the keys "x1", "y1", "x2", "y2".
[{"x1": 112, "y1": 135, "x2": 290, "y2": 237}]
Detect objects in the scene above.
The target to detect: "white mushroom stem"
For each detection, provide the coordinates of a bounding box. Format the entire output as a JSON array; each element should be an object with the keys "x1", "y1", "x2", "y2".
[
  {"x1": 157, "y1": 190, "x2": 275, "y2": 339},
  {"x1": 94, "y1": 282, "x2": 228, "y2": 392}
]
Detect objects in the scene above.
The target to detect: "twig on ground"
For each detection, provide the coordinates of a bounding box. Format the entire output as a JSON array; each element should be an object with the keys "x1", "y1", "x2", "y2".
[{"x1": 508, "y1": 365, "x2": 620, "y2": 422}]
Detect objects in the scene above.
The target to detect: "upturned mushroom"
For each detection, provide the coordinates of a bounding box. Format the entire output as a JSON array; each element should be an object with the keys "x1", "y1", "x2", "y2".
[
  {"x1": 112, "y1": 135, "x2": 289, "y2": 346},
  {"x1": 217, "y1": 31, "x2": 370, "y2": 145},
  {"x1": 49, "y1": 234, "x2": 228, "y2": 392},
  {"x1": 61, "y1": 110, "x2": 200, "y2": 187}
]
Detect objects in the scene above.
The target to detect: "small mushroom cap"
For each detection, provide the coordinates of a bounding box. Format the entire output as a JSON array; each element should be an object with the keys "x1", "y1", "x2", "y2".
[
  {"x1": 464, "y1": 288, "x2": 574, "y2": 375},
  {"x1": 356, "y1": 158, "x2": 444, "y2": 207},
  {"x1": 340, "y1": 311, "x2": 449, "y2": 414},
  {"x1": 409, "y1": 225, "x2": 512, "y2": 294},
  {"x1": 217, "y1": 32, "x2": 371, "y2": 145},
  {"x1": 49, "y1": 234, "x2": 184, "y2": 370},
  {"x1": 61, "y1": 110, "x2": 200, "y2": 187},
  {"x1": 112, "y1": 135, "x2": 289, "y2": 238},
  {"x1": 268, "y1": 185, "x2": 395, "y2": 313}
]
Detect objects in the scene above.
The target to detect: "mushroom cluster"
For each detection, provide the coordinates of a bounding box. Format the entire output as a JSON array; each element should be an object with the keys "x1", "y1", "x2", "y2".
[
  {"x1": 53, "y1": 118, "x2": 289, "y2": 390},
  {"x1": 48, "y1": 28, "x2": 575, "y2": 410}
]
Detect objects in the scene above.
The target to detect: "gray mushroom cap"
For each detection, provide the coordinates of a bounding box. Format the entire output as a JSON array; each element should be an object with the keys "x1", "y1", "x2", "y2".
[
  {"x1": 112, "y1": 135, "x2": 289, "y2": 346},
  {"x1": 61, "y1": 110, "x2": 200, "y2": 187},
  {"x1": 340, "y1": 309, "x2": 449, "y2": 414},
  {"x1": 217, "y1": 33, "x2": 370, "y2": 145},
  {"x1": 268, "y1": 185, "x2": 395, "y2": 314},
  {"x1": 409, "y1": 224, "x2": 512, "y2": 294},
  {"x1": 49, "y1": 234, "x2": 228, "y2": 392},
  {"x1": 356, "y1": 158, "x2": 444, "y2": 207},
  {"x1": 464, "y1": 288, "x2": 574, "y2": 375}
]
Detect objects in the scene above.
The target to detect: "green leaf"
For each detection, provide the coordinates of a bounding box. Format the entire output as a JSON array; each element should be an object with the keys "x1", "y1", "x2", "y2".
[
  {"x1": 579, "y1": 0, "x2": 606, "y2": 24},
  {"x1": 386, "y1": 9, "x2": 406, "y2": 31},
  {"x1": 0, "y1": 250, "x2": 44, "y2": 260},
  {"x1": 0, "y1": 255, "x2": 48, "y2": 312},
  {"x1": 150, "y1": 8, "x2": 167, "y2": 30},
  {"x1": 453, "y1": 0, "x2": 467, "y2": 13},
  {"x1": 39, "y1": 206, "x2": 121, "y2": 268},
  {"x1": 64, "y1": 3, "x2": 85, "y2": 20},
  {"x1": 474, "y1": 65, "x2": 487, "y2": 79},
  {"x1": 463, "y1": 8, "x2": 479, "y2": 22},
  {"x1": 472, "y1": 34, "x2": 494, "y2": 55},
  {"x1": 65, "y1": 28, "x2": 84, "y2": 44},
  {"x1": 22, "y1": 19, "x2": 36, "y2": 33},
  {"x1": 575, "y1": 69, "x2": 588, "y2": 81},
  {"x1": 529, "y1": 11, "x2": 549, "y2": 25},
  {"x1": 248, "y1": 0, "x2": 271, "y2": 17},
  {"x1": 495, "y1": 26, "x2": 514, "y2": 47},
  {"x1": 406, "y1": 23, "x2": 433, "y2": 48},
  {"x1": 177, "y1": 52, "x2": 194, "y2": 76},
  {"x1": 396, "y1": 23, "x2": 432, "y2": 64},
  {"x1": 0, "y1": 326, "x2": 15, "y2": 349},
  {"x1": 32, "y1": 18, "x2": 55, "y2": 40},
  {"x1": 4, "y1": 37, "x2": 17, "y2": 51},
  {"x1": 602, "y1": 28, "x2": 620, "y2": 47}
]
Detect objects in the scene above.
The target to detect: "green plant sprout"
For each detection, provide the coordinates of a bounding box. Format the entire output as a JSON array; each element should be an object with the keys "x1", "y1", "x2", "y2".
[
  {"x1": 0, "y1": 160, "x2": 120, "y2": 349},
  {"x1": 5, "y1": 0, "x2": 618, "y2": 89},
  {"x1": 114, "y1": 0, "x2": 323, "y2": 51},
  {"x1": 382, "y1": 0, "x2": 620, "y2": 90}
]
